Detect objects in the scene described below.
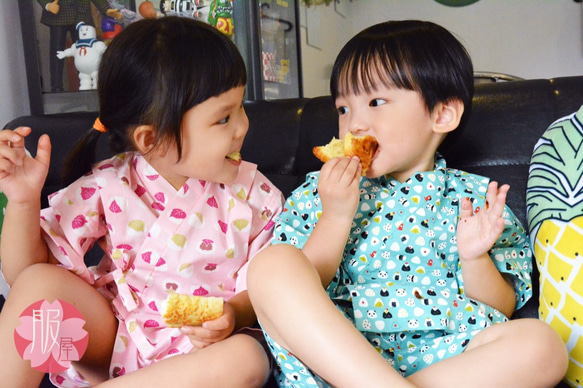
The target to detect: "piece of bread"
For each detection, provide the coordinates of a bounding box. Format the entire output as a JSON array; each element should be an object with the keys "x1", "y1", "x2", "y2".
[
  {"x1": 313, "y1": 132, "x2": 378, "y2": 175},
  {"x1": 226, "y1": 151, "x2": 241, "y2": 162},
  {"x1": 162, "y1": 293, "x2": 224, "y2": 327}
]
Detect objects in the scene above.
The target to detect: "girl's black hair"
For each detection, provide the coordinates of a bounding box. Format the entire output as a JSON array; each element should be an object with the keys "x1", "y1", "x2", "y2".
[
  {"x1": 63, "y1": 17, "x2": 247, "y2": 186},
  {"x1": 330, "y1": 20, "x2": 474, "y2": 136}
]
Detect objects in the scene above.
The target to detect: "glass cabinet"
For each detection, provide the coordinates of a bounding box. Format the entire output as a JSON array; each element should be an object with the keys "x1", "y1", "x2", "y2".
[
  {"x1": 233, "y1": 0, "x2": 303, "y2": 100},
  {"x1": 19, "y1": 0, "x2": 303, "y2": 115}
]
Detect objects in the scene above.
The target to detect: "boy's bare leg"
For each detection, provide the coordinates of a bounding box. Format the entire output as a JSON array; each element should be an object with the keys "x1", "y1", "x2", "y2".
[
  {"x1": 249, "y1": 244, "x2": 568, "y2": 388},
  {"x1": 248, "y1": 244, "x2": 414, "y2": 388},
  {"x1": 407, "y1": 318, "x2": 568, "y2": 388},
  {"x1": 0, "y1": 263, "x2": 117, "y2": 387}
]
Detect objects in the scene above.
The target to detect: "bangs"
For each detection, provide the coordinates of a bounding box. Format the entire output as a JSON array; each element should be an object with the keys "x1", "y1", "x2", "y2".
[
  {"x1": 332, "y1": 40, "x2": 417, "y2": 98},
  {"x1": 184, "y1": 32, "x2": 247, "y2": 104},
  {"x1": 160, "y1": 20, "x2": 247, "y2": 109}
]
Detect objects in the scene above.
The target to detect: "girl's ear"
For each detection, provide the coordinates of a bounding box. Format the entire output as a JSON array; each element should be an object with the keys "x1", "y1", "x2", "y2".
[
  {"x1": 432, "y1": 99, "x2": 464, "y2": 134},
  {"x1": 132, "y1": 125, "x2": 157, "y2": 154}
]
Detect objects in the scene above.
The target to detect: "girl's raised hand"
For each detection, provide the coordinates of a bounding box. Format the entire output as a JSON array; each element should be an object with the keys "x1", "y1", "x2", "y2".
[
  {"x1": 181, "y1": 301, "x2": 236, "y2": 351},
  {"x1": 456, "y1": 181, "x2": 509, "y2": 261},
  {"x1": 317, "y1": 156, "x2": 362, "y2": 224},
  {"x1": 0, "y1": 127, "x2": 51, "y2": 204}
]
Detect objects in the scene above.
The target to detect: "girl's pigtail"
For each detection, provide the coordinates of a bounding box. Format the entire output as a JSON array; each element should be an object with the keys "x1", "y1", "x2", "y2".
[{"x1": 61, "y1": 119, "x2": 104, "y2": 187}]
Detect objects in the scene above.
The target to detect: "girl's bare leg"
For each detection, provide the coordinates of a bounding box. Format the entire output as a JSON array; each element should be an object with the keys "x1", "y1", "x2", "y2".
[
  {"x1": 94, "y1": 333, "x2": 270, "y2": 388},
  {"x1": 408, "y1": 318, "x2": 568, "y2": 388},
  {"x1": 0, "y1": 263, "x2": 117, "y2": 387},
  {"x1": 247, "y1": 244, "x2": 414, "y2": 388}
]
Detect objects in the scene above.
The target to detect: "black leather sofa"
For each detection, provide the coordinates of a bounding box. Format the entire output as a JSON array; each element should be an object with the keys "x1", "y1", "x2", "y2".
[{"x1": 3, "y1": 75, "x2": 583, "y2": 387}]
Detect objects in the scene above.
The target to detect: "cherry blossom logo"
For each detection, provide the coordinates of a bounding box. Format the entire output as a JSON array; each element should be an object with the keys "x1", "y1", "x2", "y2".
[{"x1": 14, "y1": 299, "x2": 88, "y2": 373}]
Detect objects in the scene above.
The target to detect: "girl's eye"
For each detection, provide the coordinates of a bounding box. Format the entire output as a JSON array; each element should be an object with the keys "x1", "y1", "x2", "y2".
[
  {"x1": 337, "y1": 106, "x2": 349, "y2": 115},
  {"x1": 218, "y1": 115, "x2": 230, "y2": 124},
  {"x1": 370, "y1": 98, "x2": 387, "y2": 107}
]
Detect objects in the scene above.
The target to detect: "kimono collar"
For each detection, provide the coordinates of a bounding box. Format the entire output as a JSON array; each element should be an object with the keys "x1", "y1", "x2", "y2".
[
  {"x1": 358, "y1": 154, "x2": 449, "y2": 221},
  {"x1": 369, "y1": 154, "x2": 448, "y2": 192}
]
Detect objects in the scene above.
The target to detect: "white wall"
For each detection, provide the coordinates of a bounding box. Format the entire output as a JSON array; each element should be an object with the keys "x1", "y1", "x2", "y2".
[
  {"x1": 298, "y1": 3, "x2": 355, "y2": 97},
  {"x1": 0, "y1": 2, "x2": 29, "y2": 127},
  {"x1": 300, "y1": 0, "x2": 583, "y2": 97}
]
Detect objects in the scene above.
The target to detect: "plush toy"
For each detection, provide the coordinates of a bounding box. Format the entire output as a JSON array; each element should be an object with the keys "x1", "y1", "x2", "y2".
[
  {"x1": 56, "y1": 22, "x2": 107, "y2": 90},
  {"x1": 527, "y1": 105, "x2": 583, "y2": 387}
]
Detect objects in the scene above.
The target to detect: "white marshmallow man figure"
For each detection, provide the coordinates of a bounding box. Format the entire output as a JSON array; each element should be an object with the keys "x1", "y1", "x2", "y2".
[{"x1": 57, "y1": 22, "x2": 107, "y2": 90}]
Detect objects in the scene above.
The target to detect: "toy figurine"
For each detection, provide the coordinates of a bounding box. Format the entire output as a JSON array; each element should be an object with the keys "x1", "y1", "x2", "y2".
[
  {"x1": 207, "y1": 0, "x2": 234, "y2": 37},
  {"x1": 101, "y1": 16, "x2": 124, "y2": 42},
  {"x1": 56, "y1": 22, "x2": 107, "y2": 90},
  {"x1": 102, "y1": 0, "x2": 146, "y2": 42},
  {"x1": 37, "y1": 0, "x2": 121, "y2": 92},
  {"x1": 161, "y1": 0, "x2": 207, "y2": 19},
  {"x1": 139, "y1": 1, "x2": 162, "y2": 19}
]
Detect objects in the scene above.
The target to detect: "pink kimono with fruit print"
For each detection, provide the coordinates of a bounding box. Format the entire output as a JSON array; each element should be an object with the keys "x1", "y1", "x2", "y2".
[{"x1": 40, "y1": 152, "x2": 283, "y2": 387}]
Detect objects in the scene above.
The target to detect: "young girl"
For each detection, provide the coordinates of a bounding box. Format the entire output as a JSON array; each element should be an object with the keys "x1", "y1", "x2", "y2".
[
  {"x1": 247, "y1": 20, "x2": 568, "y2": 387},
  {"x1": 0, "y1": 17, "x2": 283, "y2": 387}
]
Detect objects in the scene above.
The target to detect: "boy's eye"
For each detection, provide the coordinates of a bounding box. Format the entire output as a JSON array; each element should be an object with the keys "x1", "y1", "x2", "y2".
[
  {"x1": 218, "y1": 115, "x2": 230, "y2": 124},
  {"x1": 370, "y1": 98, "x2": 387, "y2": 107},
  {"x1": 337, "y1": 106, "x2": 349, "y2": 115}
]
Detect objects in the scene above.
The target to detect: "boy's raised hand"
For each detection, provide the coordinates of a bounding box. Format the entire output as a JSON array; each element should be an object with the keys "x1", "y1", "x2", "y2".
[
  {"x1": 0, "y1": 127, "x2": 51, "y2": 204},
  {"x1": 456, "y1": 181, "x2": 509, "y2": 261}
]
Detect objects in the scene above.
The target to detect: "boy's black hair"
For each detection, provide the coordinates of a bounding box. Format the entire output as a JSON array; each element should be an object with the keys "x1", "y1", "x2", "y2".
[
  {"x1": 330, "y1": 20, "x2": 474, "y2": 138},
  {"x1": 63, "y1": 16, "x2": 247, "y2": 186}
]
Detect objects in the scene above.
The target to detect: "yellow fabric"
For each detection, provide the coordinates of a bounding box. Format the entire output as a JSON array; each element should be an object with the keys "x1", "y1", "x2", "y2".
[{"x1": 534, "y1": 217, "x2": 583, "y2": 387}]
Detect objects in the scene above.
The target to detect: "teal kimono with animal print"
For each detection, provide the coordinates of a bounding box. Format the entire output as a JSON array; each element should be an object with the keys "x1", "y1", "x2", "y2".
[{"x1": 264, "y1": 156, "x2": 532, "y2": 386}]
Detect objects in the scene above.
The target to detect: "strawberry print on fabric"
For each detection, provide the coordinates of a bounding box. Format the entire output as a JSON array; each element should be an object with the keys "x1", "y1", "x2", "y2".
[{"x1": 39, "y1": 152, "x2": 283, "y2": 386}]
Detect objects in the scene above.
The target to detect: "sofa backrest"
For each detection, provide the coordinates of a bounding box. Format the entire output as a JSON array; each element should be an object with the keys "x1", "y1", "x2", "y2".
[
  {"x1": 440, "y1": 76, "x2": 583, "y2": 228},
  {"x1": 5, "y1": 76, "x2": 583, "y2": 231},
  {"x1": 243, "y1": 76, "x2": 583, "y2": 230}
]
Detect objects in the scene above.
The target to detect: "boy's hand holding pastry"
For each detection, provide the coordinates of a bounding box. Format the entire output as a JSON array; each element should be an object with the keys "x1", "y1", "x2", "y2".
[
  {"x1": 313, "y1": 133, "x2": 378, "y2": 222},
  {"x1": 317, "y1": 156, "x2": 362, "y2": 224},
  {"x1": 313, "y1": 132, "x2": 378, "y2": 176}
]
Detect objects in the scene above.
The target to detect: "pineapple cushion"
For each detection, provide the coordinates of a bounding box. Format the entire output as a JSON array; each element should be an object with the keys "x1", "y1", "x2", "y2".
[{"x1": 527, "y1": 105, "x2": 583, "y2": 388}]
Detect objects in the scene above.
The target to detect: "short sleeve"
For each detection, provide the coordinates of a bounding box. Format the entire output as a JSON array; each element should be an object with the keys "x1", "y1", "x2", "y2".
[
  {"x1": 40, "y1": 172, "x2": 108, "y2": 284},
  {"x1": 234, "y1": 169, "x2": 284, "y2": 292},
  {"x1": 449, "y1": 170, "x2": 533, "y2": 311},
  {"x1": 271, "y1": 172, "x2": 320, "y2": 249},
  {"x1": 489, "y1": 205, "x2": 533, "y2": 310}
]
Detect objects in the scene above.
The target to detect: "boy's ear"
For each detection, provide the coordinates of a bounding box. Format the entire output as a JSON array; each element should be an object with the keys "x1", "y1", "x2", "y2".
[
  {"x1": 132, "y1": 125, "x2": 157, "y2": 153},
  {"x1": 432, "y1": 99, "x2": 464, "y2": 134}
]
